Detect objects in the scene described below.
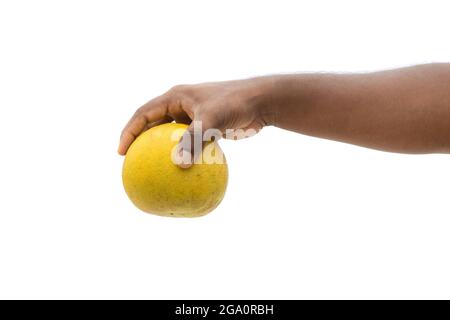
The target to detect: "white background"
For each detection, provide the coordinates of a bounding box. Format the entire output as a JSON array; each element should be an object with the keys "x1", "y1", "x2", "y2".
[{"x1": 0, "y1": 0, "x2": 449, "y2": 299}]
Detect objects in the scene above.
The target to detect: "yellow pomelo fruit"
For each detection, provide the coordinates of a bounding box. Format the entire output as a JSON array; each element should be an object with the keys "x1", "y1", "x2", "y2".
[{"x1": 122, "y1": 123, "x2": 228, "y2": 217}]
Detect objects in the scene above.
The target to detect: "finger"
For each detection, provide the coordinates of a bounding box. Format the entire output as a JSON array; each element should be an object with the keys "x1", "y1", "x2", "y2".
[
  {"x1": 171, "y1": 113, "x2": 192, "y2": 125},
  {"x1": 118, "y1": 97, "x2": 167, "y2": 155},
  {"x1": 177, "y1": 116, "x2": 222, "y2": 169},
  {"x1": 144, "y1": 115, "x2": 173, "y2": 131},
  {"x1": 223, "y1": 121, "x2": 262, "y2": 140}
]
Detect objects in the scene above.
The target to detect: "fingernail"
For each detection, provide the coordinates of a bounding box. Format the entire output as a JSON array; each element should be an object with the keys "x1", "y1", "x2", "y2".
[
  {"x1": 178, "y1": 162, "x2": 192, "y2": 169},
  {"x1": 174, "y1": 148, "x2": 193, "y2": 168}
]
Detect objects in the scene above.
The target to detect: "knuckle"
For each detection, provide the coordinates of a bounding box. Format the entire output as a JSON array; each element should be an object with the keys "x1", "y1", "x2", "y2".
[
  {"x1": 135, "y1": 104, "x2": 149, "y2": 115},
  {"x1": 169, "y1": 84, "x2": 196, "y2": 97},
  {"x1": 131, "y1": 111, "x2": 146, "y2": 124},
  {"x1": 169, "y1": 84, "x2": 188, "y2": 93},
  {"x1": 132, "y1": 108, "x2": 142, "y2": 118}
]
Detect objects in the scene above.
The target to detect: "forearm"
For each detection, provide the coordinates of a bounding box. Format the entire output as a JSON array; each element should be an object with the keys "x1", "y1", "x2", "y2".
[{"x1": 260, "y1": 64, "x2": 450, "y2": 153}]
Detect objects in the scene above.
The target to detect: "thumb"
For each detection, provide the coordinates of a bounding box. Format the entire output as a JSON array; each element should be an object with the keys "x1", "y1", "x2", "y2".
[{"x1": 176, "y1": 117, "x2": 221, "y2": 169}]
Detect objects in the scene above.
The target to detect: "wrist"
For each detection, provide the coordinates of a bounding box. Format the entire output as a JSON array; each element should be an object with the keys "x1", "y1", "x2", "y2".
[
  {"x1": 243, "y1": 76, "x2": 279, "y2": 127},
  {"x1": 257, "y1": 75, "x2": 312, "y2": 128}
]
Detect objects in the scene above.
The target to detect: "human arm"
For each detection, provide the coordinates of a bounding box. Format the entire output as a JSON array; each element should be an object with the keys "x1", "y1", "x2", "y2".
[{"x1": 119, "y1": 63, "x2": 450, "y2": 166}]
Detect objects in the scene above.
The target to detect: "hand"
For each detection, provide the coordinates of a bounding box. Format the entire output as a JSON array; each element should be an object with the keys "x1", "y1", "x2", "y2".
[{"x1": 118, "y1": 79, "x2": 273, "y2": 167}]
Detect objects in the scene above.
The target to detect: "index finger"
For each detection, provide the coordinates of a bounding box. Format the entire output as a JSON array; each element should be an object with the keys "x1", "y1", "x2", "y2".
[{"x1": 118, "y1": 96, "x2": 168, "y2": 155}]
